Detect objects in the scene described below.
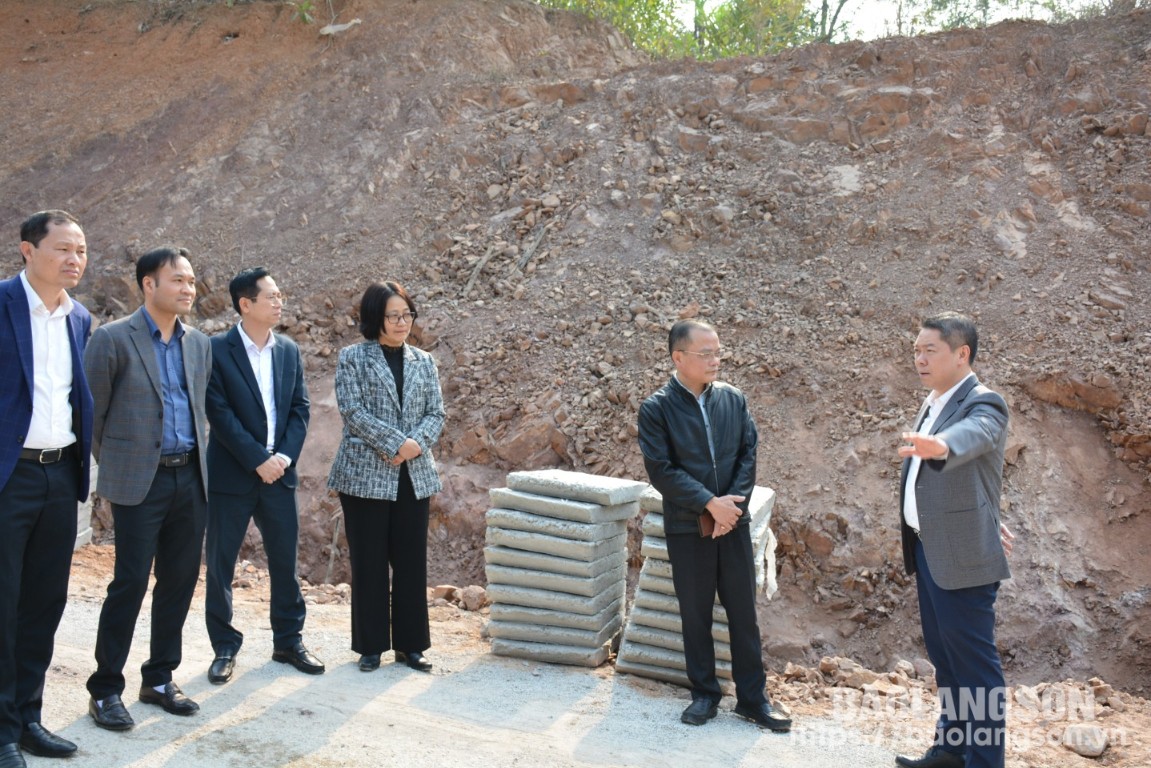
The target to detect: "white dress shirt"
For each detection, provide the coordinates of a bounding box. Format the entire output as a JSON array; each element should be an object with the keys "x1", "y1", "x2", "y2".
[
  {"x1": 20, "y1": 271, "x2": 77, "y2": 450},
  {"x1": 902, "y1": 373, "x2": 973, "y2": 532},
  {"x1": 237, "y1": 323, "x2": 290, "y2": 466}
]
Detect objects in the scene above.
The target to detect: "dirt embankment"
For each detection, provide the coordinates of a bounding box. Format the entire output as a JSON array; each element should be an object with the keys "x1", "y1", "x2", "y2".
[{"x1": 2, "y1": 0, "x2": 1149, "y2": 720}]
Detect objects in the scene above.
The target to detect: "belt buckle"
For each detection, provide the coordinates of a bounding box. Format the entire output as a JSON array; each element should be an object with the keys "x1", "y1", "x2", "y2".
[{"x1": 39, "y1": 448, "x2": 63, "y2": 464}]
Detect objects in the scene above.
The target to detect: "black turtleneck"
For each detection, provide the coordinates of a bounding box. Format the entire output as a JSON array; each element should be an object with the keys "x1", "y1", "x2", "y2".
[{"x1": 382, "y1": 344, "x2": 404, "y2": 406}]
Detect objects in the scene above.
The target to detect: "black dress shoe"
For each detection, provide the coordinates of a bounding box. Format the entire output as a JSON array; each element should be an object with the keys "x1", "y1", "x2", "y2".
[
  {"x1": 139, "y1": 682, "x2": 199, "y2": 716},
  {"x1": 895, "y1": 746, "x2": 965, "y2": 768},
  {"x1": 733, "y1": 700, "x2": 792, "y2": 732},
  {"x1": 208, "y1": 653, "x2": 236, "y2": 684},
  {"x1": 359, "y1": 654, "x2": 381, "y2": 672},
  {"x1": 272, "y1": 643, "x2": 325, "y2": 675},
  {"x1": 0, "y1": 744, "x2": 27, "y2": 768},
  {"x1": 680, "y1": 698, "x2": 719, "y2": 725},
  {"x1": 89, "y1": 694, "x2": 134, "y2": 730},
  {"x1": 19, "y1": 722, "x2": 77, "y2": 757},
  {"x1": 394, "y1": 650, "x2": 432, "y2": 672}
]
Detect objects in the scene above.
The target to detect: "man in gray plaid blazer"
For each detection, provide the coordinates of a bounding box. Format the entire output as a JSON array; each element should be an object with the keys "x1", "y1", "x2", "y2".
[
  {"x1": 84, "y1": 247, "x2": 211, "y2": 731},
  {"x1": 895, "y1": 312, "x2": 1013, "y2": 768}
]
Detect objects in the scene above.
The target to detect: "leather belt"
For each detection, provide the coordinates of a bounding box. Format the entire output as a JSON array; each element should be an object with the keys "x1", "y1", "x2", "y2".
[
  {"x1": 19, "y1": 446, "x2": 71, "y2": 464},
  {"x1": 159, "y1": 450, "x2": 195, "y2": 468}
]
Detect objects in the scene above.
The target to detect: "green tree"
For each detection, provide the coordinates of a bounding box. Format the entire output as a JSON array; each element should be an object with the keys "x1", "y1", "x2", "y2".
[{"x1": 695, "y1": 0, "x2": 817, "y2": 56}]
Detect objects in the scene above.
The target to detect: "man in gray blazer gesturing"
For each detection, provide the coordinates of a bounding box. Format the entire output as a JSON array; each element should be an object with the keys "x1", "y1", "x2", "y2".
[
  {"x1": 204, "y1": 267, "x2": 323, "y2": 684},
  {"x1": 84, "y1": 247, "x2": 211, "y2": 730},
  {"x1": 896, "y1": 312, "x2": 1014, "y2": 768}
]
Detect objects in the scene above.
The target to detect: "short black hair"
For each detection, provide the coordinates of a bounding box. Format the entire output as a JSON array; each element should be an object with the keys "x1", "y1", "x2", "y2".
[
  {"x1": 229, "y1": 267, "x2": 271, "y2": 315},
  {"x1": 136, "y1": 246, "x2": 191, "y2": 292},
  {"x1": 922, "y1": 311, "x2": 979, "y2": 365},
  {"x1": 359, "y1": 281, "x2": 416, "y2": 340},
  {"x1": 668, "y1": 319, "x2": 715, "y2": 355},
  {"x1": 20, "y1": 210, "x2": 81, "y2": 249}
]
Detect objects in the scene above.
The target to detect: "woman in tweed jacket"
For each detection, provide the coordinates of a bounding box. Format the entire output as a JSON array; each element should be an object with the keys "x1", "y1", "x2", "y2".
[{"x1": 327, "y1": 281, "x2": 445, "y2": 673}]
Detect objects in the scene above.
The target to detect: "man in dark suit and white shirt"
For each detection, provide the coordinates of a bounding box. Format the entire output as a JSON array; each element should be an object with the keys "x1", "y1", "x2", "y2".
[
  {"x1": 204, "y1": 267, "x2": 323, "y2": 684},
  {"x1": 0, "y1": 211, "x2": 93, "y2": 767},
  {"x1": 84, "y1": 247, "x2": 211, "y2": 730},
  {"x1": 896, "y1": 312, "x2": 1015, "y2": 768}
]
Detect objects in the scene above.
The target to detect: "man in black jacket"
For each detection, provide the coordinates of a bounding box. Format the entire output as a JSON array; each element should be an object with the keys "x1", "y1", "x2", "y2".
[{"x1": 637, "y1": 319, "x2": 790, "y2": 731}]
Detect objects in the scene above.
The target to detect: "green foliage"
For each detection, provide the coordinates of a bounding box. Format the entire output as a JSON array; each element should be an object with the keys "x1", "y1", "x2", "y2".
[
  {"x1": 288, "y1": 0, "x2": 315, "y2": 24},
  {"x1": 536, "y1": 0, "x2": 820, "y2": 58},
  {"x1": 540, "y1": 0, "x2": 687, "y2": 56},
  {"x1": 694, "y1": 0, "x2": 816, "y2": 56}
]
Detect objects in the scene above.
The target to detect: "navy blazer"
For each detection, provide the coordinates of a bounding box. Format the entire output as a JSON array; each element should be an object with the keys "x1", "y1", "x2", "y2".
[
  {"x1": 0, "y1": 274, "x2": 94, "y2": 499},
  {"x1": 204, "y1": 324, "x2": 310, "y2": 495}
]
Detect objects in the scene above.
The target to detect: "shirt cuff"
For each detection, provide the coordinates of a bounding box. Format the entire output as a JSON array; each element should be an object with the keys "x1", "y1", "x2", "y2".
[{"x1": 275, "y1": 452, "x2": 292, "y2": 468}]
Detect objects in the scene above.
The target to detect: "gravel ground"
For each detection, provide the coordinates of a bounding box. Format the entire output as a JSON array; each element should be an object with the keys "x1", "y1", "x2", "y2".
[{"x1": 37, "y1": 580, "x2": 901, "y2": 768}]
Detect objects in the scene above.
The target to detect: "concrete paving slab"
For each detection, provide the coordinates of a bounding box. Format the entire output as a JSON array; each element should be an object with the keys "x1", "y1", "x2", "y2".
[
  {"x1": 490, "y1": 487, "x2": 638, "y2": 523},
  {"x1": 487, "y1": 613, "x2": 623, "y2": 648},
  {"x1": 490, "y1": 637, "x2": 610, "y2": 667},
  {"x1": 484, "y1": 546, "x2": 626, "y2": 578},
  {"x1": 486, "y1": 507, "x2": 628, "y2": 542},
  {"x1": 489, "y1": 598, "x2": 624, "y2": 632},
  {"x1": 487, "y1": 582, "x2": 626, "y2": 615},
  {"x1": 485, "y1": 562, "x2": 627, "y2": 598},
  {"x1": 485, "y1": 528, "x2": 627, "y2": 561},
  {"x1": 506, "y1": 469, "x2": 648, "y2": 505}
]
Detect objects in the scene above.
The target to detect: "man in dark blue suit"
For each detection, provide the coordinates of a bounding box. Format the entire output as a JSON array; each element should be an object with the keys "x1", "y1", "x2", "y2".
[
  {"x1": 0, "y1": 210, "x2": 94, "y2": 767},
  {"x1": 203, "y1": 268, "x2": 322, "y2": 684}
]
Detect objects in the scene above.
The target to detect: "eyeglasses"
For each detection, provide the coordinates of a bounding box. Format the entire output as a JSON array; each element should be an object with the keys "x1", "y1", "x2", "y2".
[
  {"x1": 257, "y1": 293, "x2": 285, "y2": 305},
  {"x1": 679, "y1": 348, "x2": 726, "y2": 360},
  {"x1": 385, "y1": 311, "x2": 418, "y2": 325}
]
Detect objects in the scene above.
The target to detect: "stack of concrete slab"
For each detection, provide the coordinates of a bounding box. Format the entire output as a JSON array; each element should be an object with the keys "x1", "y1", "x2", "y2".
[
  {"x1": 485, "y1": 469, "x2": 647, "y2": 667},
  {"x1": 615, "y1": 485, "x2": 778, "y2": 686}
]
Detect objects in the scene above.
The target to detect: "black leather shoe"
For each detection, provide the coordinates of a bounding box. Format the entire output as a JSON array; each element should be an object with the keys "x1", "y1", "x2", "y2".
[
  {"x1": 359, "y1": 654, "x2": 381, "y2": 672},
  {"x1": 895, "y1": 746, "x2": 965, "y2": 768},
  {"x1": 680, "y1": 698, "x2": 718, "y2": 725},
  {"x1": 272, "y1": 643, "x2": 325, "y2": 675},
  {"x1": 394, "y1": 650, "x2": 432, "y2": 672},
  {"x1": 208, "y1": 653, "x2": 236, "y2": 684},
  {"x1": 19, "y1": 722, "x2": 77, "y2": 757},
  {"x1": 89, "y1": 694, "x2": 134, "y2": 730},
  {"x1": 0, "y1": 744, "x2": 27, "y2": 768},
  {"x1": 139, "y1": 682, "x2": 199, "y2": 716},
  {"x1": 733, "y1": 700, "x2": 792, "y2": 732}
]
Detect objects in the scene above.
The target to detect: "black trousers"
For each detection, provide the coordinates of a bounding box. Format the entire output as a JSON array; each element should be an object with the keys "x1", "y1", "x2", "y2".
[
  {"x1": 87, "y1": 463, "x2": 206, "y2": 699},
  {"x1": 666, "y1": 523, "x2": 768, "y2": 706},
  {"x1": 0, "y1": 453, "x2": 78, "y2": 742},
  {"x1": 205, "y1": 481, "x2": 306, "y2": 654},
  {"x1": 339, "y1": 467, "x2": 430, "y2": 656}
]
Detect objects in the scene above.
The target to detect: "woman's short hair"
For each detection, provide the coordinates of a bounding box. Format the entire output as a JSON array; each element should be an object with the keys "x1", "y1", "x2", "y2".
[{"x1": 359, "y1": 281, "x2": 416, "y2": 340}]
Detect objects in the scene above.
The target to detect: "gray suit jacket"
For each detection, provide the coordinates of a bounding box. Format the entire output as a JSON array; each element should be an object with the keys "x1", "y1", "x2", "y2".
[
  {"x1": 899, "y1": 375, "x2": 1011, "y2": 590},
  {"x1": 327, "y1": 341, "x2": 445, "y2": 501},
  {"x1": 85, "y1": 307, "x2": 211, "y2": 506}
]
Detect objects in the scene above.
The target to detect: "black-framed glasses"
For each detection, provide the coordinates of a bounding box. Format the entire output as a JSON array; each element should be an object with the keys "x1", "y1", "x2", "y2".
[{"x1": 385, "y1": 311, "x2": 418, "y2": 325}]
